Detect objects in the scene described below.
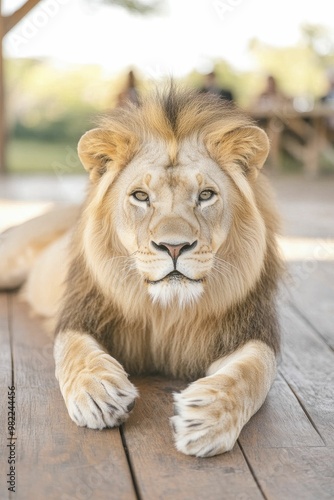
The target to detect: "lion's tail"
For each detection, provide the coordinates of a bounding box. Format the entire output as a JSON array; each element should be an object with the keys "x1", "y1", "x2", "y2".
[{"x1": 0, "y1": 204, "x2": 80, "y2": 290}]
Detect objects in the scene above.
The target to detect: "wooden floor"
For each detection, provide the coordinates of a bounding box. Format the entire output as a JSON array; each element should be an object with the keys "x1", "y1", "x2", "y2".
[{"x1": 0, "y1": 174, "x2": 334, "y2": 499}]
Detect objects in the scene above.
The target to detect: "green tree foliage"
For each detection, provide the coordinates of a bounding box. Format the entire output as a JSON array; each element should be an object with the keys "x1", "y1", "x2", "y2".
[
  {"x1": 301, "y1": 24, "x2": 334, "y2": 68},
  {"x1": 248, "y1": 25, "x2": 334, "y2": 100},
  {"x1": 8, "y1": 23, "x2": 334, "y2": 139},
  {"x1": 186, "y1": 24, "x2": 334, "y2": 106},
  {"x1": 6, "y1": 58, "x2": 121, "y2": 141},
  {"x1": 6, "y1": 23, "x2": 334, "y2": 172},
  {"x1": 249, "y1": 40, "x2": 325, "y2": 98}
]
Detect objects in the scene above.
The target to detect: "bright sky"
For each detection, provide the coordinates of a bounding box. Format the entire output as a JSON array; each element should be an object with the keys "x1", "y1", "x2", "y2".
[{"x1": 3, "y1": 0, "x2": 334, "y2": 76}]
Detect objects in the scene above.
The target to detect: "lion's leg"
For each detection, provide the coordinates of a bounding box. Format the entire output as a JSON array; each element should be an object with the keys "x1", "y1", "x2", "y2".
[
  {"x1": 0, "y1": 205, "x2": 80, "y2": 290},
  {"x1": 54, "y1": 330, "x2": 138, "y2": 429},
  {"x1": 171, "y1": 340, "x2": 276, "y2": 457}
]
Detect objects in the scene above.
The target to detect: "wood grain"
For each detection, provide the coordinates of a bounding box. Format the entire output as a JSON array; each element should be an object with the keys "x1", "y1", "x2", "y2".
[
  {"x1": 244, "y1": 446, "x2": 334, "y2": 500},
  {"x1": 288, "y1": 261, "x2": 334, "y2": 349},
  {"x1": 2, "y1": 266, "x2": 333, "y2": 499},
  {"x1": 0, "y1": 294, "x2": 11, "y2": 383},
  {"x1": 279, "y1": 305, "x2": 334, "y2": 445},
  {"x1": 0, "y1": 294, "x2": 12, "y2": 499},
  {"x1": 239, "y1": 374, "x2": 324, "y2": 448},
  {"x1": 239, "y1": 304, "x2": 334, "y2": 499},
  {"x1": 10, "y1": 295, "x2": 136, "y2": 500},
  {"x1": 123, "y1": 377, "x2": 263, "y2": 500}
]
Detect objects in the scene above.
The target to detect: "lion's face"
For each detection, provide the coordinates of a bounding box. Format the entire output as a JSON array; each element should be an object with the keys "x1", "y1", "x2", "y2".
[
  {"x1": 78, "y1": 89, "x2": 271, "y2": 313},
  {"x1": 112, "y1": 139, "x2": 232, "y2": 306}
]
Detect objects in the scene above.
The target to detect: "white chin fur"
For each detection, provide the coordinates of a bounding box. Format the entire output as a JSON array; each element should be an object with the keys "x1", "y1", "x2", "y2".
[{"x1": 148, "y1": 281, "x2": 203, "y2": 308}]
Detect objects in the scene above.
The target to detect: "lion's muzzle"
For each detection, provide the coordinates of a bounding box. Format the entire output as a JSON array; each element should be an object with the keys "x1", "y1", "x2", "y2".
[{"x1": 151, "y1": 240, "x2": 198, "y2": 267}]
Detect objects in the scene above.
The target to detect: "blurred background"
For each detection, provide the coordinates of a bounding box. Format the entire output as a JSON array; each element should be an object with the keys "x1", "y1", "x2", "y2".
[{"x1": 1, "y1": 0, "x2": 334, "y2": 177}]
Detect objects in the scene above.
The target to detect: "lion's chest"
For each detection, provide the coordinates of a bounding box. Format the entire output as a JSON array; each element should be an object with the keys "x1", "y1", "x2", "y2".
[{"x1": 110, "y1": 315, "x2": 221, "y2": 380}]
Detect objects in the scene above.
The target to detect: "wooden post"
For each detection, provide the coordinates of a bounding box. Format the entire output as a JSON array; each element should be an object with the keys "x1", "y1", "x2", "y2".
[
  {"x1": 3, "y1": 0, "x2": 41, "y2": 35},
  {"x1": 0, "y1": 0, "x2": 5, "y2": 173},
  {"x1": 0, "y1": 0, "x2": 41, "y2": 173}
]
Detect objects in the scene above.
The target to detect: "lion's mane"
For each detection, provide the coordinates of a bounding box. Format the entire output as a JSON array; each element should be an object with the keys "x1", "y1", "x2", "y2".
[{"x1": 56, "y1": 86, "x2": 283, "y2": 380}]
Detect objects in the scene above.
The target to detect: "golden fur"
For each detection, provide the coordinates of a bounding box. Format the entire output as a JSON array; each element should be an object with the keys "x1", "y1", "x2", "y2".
[
  {"x1": 56, "y1": 87, "x2": 281, "y2": 378},
  {"x1": 0, "y1": 86, "x2": 283, "y2": 457}
]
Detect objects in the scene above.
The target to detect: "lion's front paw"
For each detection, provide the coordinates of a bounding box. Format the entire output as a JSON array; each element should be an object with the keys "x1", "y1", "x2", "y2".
[
  {"x1": 59, "y1": 353, "x2": 138, "y2": 430},
  {"x1": 171, "y1": 380, "x2": 241, "y2": 457}
]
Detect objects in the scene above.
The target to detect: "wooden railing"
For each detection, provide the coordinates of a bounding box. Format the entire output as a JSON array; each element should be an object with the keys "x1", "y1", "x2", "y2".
[{"x1": 249, "y1": 105, "x2": 334, "y2": 176}]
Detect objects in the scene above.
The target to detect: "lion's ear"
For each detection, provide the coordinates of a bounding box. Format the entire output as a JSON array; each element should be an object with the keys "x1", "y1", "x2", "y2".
[
  {"x1": 78, "y1": 128, "x2": 137, "y2": 182},
  {"x1": 207, "y1": 126, "x2": 270, "y2": 180}
]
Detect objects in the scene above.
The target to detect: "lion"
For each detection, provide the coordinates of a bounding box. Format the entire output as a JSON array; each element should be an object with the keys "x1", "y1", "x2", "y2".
[{"x1": 0, "y1": 86, "x2": 282, "y2": 457}]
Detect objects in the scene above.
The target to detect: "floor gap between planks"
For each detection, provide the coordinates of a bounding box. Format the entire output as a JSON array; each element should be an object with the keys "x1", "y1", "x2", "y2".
[
  {"x1": 120, "y1": 425, "x2": 142, "y2": 500},
  {"x1": 238, "y1": 440, "x2": 267, "y2": 500},
  {"x1": 278, "y1": 371, "x2": 326, "y2": 446},
  {"x1": 288, "y1": 301, "x2": 334, "y2": 354}
]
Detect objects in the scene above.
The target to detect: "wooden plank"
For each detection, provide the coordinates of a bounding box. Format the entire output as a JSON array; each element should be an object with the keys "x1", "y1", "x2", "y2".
[
  {"x1": 10, "y1": 298, "x2": 55, "y2": 388},
  {"x1": 244, "y1": 447, "x2": 334, "y2": 500},
  {"x1": 288, "y1": 261, "x2": 334, "y2": 349},
  {"x1": 14, "y1": 388, "x2": 136, "y2": 500},
  {"x1": 0, "y1": 294, "x2": 12, "y2": 498},
  {"x1": 239, "y1": 374, "x2": 324, "y2": 448},
  {"x1": 239, "y1": 305, "x2": 333, "y2": 500},
  {"x1": 3, "y1": 0, "x2": 42, "y2": 35},
  {"x1": 0, "y1": 294, "x2": 11, "y2": 383},
  {"x1": 10, "y1": 295, "x2": 136, "y2": 500},
  {"x1": 124, "y1": 377, "x2": 263, "y2": 500},
  {"x1": 279, "y1": 305, "x2": 334, "y2": 445}
]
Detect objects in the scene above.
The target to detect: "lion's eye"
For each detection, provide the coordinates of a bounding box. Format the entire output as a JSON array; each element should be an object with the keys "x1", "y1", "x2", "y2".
[
  {"x1": 198, "y1": 190, "x2": 215, "y2": 202},
  {"x1": 132, "y1": 191, "x2": 149, "y2": 202}
]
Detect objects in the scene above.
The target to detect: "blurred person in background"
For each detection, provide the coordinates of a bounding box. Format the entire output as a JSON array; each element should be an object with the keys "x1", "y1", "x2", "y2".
[
  {"x1": 199, "y1": 71, "x2": 234, "y2": 102},
  {"x1": 255, "y1": 74, "x2": 290, "y2": 110},
  {"x1": 321, "y1": 70, "x2": 334, "y2": 134},
  {"x1": 321, "y1": 71, "x2": 334, "y2": 106},
  {"x1": 252, "y1": 75, "x2": 291, "y2": 170}
]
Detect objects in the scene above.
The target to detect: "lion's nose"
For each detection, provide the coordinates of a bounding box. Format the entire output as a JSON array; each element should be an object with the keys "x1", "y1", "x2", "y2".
[{"x1": 151, "y1": 240, "x2": 197, "y2": 262}]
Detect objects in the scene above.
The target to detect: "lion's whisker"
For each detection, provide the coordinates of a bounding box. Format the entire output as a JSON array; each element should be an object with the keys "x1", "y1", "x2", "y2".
[
  {"x1": 119, "y1": 269, "x2": 139, "y2": 285},
  {"x1": 105, "y1": 252, "x2": 137, "y2": 265},
  {"x1": 208, "y1": 267, "x2": 231, "y2": 283},
  {"x1": 214, "y1": 256, "x2": 247, "y2": 281}
]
